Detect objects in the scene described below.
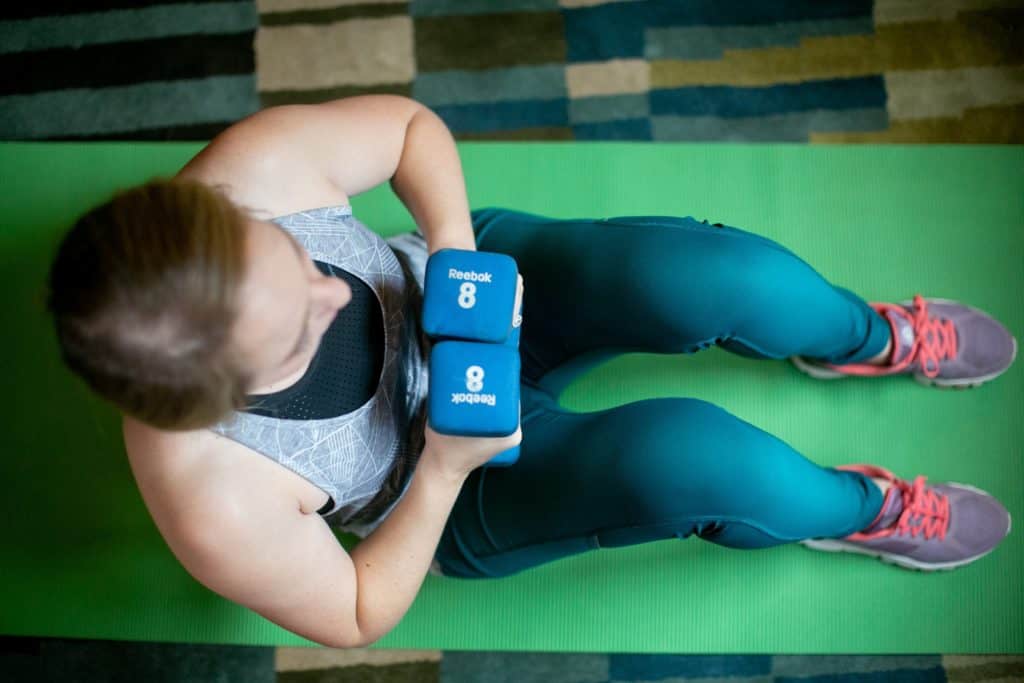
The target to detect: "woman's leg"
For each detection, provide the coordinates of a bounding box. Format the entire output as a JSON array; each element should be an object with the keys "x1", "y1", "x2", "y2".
[
  {"x1": 471, "y1": 208, "x2": 891, "y2": 390},
  {"x1": 434, "y1": 383, "x2": 883, "y2": 579}
]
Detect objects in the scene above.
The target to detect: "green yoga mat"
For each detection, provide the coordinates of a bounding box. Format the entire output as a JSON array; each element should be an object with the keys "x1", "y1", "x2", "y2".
[{"x1": 1, "y1": 142, "x2": 1021, "y2": 654}]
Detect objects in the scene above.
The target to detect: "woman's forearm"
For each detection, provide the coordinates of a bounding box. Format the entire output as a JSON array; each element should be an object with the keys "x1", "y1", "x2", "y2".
[
  {"x1": 349, "y1": 445, "x2": 467, "y2": 645},
  {"x1": 390, "y1": 105, "x2": 477, "y2": 254}
]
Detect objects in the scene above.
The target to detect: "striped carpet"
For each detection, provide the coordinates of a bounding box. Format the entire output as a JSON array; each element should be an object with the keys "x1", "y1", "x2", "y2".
[
  {"x1": 3, "y1": 1, "x2": 1023, "y2": 681},
  {"x1": 1, "y1": 0, "x2": 1021, "y2": 141}
]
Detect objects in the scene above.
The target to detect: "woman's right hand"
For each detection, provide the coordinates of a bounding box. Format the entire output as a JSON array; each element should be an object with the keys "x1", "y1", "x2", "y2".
[{"x1": 423, "y1": 422, "x2": 522, "y2": 481}]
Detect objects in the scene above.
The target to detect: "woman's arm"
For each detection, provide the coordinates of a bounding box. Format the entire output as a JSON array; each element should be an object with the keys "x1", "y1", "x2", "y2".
[{"x1": 180, "y1": 95, "x2": 476, "y2": 253}]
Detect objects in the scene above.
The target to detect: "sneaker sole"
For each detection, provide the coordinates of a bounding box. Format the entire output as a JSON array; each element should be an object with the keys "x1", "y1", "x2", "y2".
[
  {"x1": 790, "y1": 298, "x2": 1018, "y2": 389},
  {"x1": 800, "y1": 483, "x2": 1012, "y2": 572}
]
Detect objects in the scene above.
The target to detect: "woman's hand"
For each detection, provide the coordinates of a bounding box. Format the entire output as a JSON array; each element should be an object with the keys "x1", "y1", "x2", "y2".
[{"x1": 423, "y1": 423, "x2": 523, "y2": 481}]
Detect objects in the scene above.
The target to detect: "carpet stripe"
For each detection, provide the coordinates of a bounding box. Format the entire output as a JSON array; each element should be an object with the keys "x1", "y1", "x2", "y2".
[
  {"x1": 0, "y1": 32, "x2": 254, "y2": 97},
  {"x1": 0, "y1": 75, "x2": 257, "y2": 138},
  {"x1": 260, "y1": 2, "x2": 408, "y2": 27},
  {"x1": 886, "y1": 65, "x2": 1024, "y2": 120},
  {"x1": 260, "y1": 82, "x2": 411, "y2": 106},
  {"x1": 47, "y1": 121, "x2": 238, "y2": 141},
  {"x1": 566, "y1": 58, "x2": 649, "y2": 98},
  {"x1": 944, "y1": 659, "x2": 1024, "y2": 682},
  {"x1": 455, "y1": 126, "x2": 574, "y2": 140},
  {"x1": 413, "y1": 64, "x2": 565, "y2": 107},
  {"x1": 775, "y1": 668, "x2": 947, "y2": 683},
  {"x1": 432, "y1": 98, "x2": 569, "y2": 133},
  {"x1": 650, "y1": 76, "x2": 885, "y2": 118},
  {"x1": 874, "y1": 0, "x2": 1022, "y2": 25},
  {"x1": 563, "y1": 0, "x2": 872, "y2": 63},
  {"x1": 573, "y1": 116, "x2": 651, "y2": 140},
  {"x1": 650, "y1": 8, "x2": 1024, "y2": 89},
  {"x1": 611, "y1": 654, "x2": 772, "y2": 680},
  {"x1": 256, "y1": 16, "x2": 413, "y2": 91},
  {"x1": 652, "y1": 107, "x2": 888, "y2": 141},
  {"x1": 772, "y1": 655, "x2": 943, "y2": 678},
  {"x1": 441, "y1": 651, "x2": 608, "y2": 683},
  {"x1": 559, "y1": 0, "x2": 644, "y2": 7},
  {"x1": 570, "y1": 93, "x2": 649, "y2": 124},
  {"x1": 414, "y1": 11, "x2": 565, "y2": 72},
  {"x1": 0, "y1": 2, "x2": 255, "y2": 54},
  {"x1": 0, "y1": 0, "x2": 198, "y2": 21},
  {"x1": 275, "y1": 646, "x2": 440, "y2": 671},
  {"x1": 411, "y1": 0, "x2": 558, "y2": 17},
  {"x1": 644, "y1": 17, "x2": 874, "y2": 61},
  {"x1": 811, "y1": 101, "x2": 1024, "y2": 142}
]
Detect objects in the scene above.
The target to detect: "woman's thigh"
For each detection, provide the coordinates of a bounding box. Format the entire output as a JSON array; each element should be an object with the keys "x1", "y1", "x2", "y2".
[
  {"x1": 470, "y1": 207, "x2": 884, "y2": 385},
  {"x1": 434, "y1": 383, "x2": 881, "y2": 579}
]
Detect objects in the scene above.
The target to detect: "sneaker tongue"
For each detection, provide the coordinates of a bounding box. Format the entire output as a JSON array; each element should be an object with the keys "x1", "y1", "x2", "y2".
[
  {"x1": 885, "y1": 309, "x2": 916, "y2": 366},
  {"x1": 862, "y1": 486, "x2": 904, "y2": 533}
]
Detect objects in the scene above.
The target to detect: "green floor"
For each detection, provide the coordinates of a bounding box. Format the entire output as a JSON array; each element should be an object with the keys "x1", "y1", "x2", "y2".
[{"x1": 1, "y1": 143, "x2": 1021, "y2": 653}]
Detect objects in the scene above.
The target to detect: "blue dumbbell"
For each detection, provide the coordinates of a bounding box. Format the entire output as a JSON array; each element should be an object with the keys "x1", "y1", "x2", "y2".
[
  {"x1": 423, "y1": 249, "x2": 519, "y2": 343},
  {"x1": 424, "y1": 249, "x2": 522, "y2": 467}
]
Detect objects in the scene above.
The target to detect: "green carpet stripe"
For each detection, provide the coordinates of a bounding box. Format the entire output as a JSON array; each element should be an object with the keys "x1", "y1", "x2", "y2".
[
  {"x1": 651, "y1": 108, "x2": 889, "y2": 141},
  {"x1": 645, "y1": 17, "x2": 874, "y2": 61},
  {"x1": 0, "y1": 75, "x2": 257, "y2": 139},
  {"x1": 0, "y1": 1, "x2": 256, "y2": 54},
  {"x1": 413, "y1": 64, "x2": 566, "y2": 107},
  {"x1": 260, "y1": 2, "x2": 409, "y2": 27},
  {"x1": 414, "y1": 11, "x2": 565, "y2": 72},
  {"x1": 569, "y1": 93, "x2": 649, "y2": 124}
]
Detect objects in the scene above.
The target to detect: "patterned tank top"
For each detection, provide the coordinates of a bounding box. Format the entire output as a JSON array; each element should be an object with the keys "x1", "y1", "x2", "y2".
[{"x1": 209, "y1": 205, "x2": 431, "y2": 538}]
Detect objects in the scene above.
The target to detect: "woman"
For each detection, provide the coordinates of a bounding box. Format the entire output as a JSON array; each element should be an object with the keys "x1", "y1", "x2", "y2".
[{"x1": 45, "y1": 96, "x2": 1015, "y2": 649}]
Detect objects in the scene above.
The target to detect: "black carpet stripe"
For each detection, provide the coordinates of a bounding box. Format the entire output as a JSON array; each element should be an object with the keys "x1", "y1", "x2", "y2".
[
  {"x1": 44, "y1": 120, "x2": 235, "y2": 141},
  {"x1": 0, "y1": 0, "x2": 230, "y2": 21},
  {"x1": 261, "y1": 2, "x2": 409, "y2": 27},
  {"x1": 0, "y1": 32, "x2": 255, "y2": 96}
]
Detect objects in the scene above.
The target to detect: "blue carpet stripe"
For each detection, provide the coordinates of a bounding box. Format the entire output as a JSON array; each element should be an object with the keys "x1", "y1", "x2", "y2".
[
  {"x1": 0, "y1": 75, "x2": 258, "y2": 138},
  {"x1": 433, "y1": 98, "x2": 569, "y2": 133},
  {"x1": 649, "y1": 76, "x2": 886, "y2": 118},
  {"x1": 573, "y1": 117, "x2": 652, "y2": 140},
  {"x1": 775, "y1": 666, "x2": 948, "y2": 683},
  {"x1": 413, "y1": 64, "x2": 566, "y2": 107},
  {"x1": 610, "y1": 654, "x2": 773, "y2": 680},
  {"x1": 563, "y1": 0, "x2": 873, "y2": 62},
  {"x1": 651, "y1": 107, "x2": 888, "y2": 142},
  {"x1": 410, "y1": 0, "x2": 558, "y2": 17},
  {"x1": 644, "y1": 16, "x2": 874, "y2": 61},
  {"x1": 570, "y1": 93, "x2": 649, "y2": 124},
  {"x1": 772, "y1": 655, "x2": 944, "y2": 678},
  {"x1": 0, "y1": 1, "x2": 256, "y2": 54}
]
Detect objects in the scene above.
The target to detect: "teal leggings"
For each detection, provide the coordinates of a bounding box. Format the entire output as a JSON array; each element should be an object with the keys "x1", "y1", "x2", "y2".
[{"x1": 433, "y1": 208, "x2": 889, "y2": 579}]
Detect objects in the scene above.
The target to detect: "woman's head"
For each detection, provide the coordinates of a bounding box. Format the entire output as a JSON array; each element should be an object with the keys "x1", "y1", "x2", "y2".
[{"x1": 45, "y1": 178, "x2": 350, "y2": 432}]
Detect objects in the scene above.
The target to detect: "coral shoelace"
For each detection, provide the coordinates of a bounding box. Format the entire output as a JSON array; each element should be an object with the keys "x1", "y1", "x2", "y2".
[
  {"x1": 885, "y1": 294, "x2": 958, "y2": 379},
  {"x1": 824, "y1": 294, "x2": 958, "y2": 378},
  {"x1": 860, "y1": 475, "x2": 951, "y2": 541}
]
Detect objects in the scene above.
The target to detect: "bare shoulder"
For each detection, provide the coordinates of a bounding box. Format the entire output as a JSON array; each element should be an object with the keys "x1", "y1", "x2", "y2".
[
  {"x1": 176, "y1": 105, "x2": 350, "y2": 219},
  {"x1": 121, "y1": 415, "x2": 243, "y2": 536}
]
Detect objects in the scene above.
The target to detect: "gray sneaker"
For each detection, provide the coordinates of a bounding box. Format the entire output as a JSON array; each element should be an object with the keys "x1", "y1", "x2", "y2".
[
  {"x1": 791, "y1": 294, "x2": 1017, "y2": 388},
  {"x1": 802, "y1": 464, "x2": 1012, "y2": 571}
]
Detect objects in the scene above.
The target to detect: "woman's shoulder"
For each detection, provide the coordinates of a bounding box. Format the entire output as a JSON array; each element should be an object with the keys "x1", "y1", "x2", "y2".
[
  {"x1": 175, "y1": 120, "x2": 351, "y2": 221},
  {"x1": 121, "y1": 415, "x2": 327, "y2": 535}
]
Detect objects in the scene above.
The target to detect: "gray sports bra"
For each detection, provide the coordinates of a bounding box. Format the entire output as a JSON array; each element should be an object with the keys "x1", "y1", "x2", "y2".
[{"x1": 208, "y1": 205, "x2": 431, "y2": 538}]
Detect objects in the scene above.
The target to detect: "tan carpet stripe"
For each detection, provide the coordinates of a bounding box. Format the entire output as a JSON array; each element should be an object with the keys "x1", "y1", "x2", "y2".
[{"x1": 256, "y1": 16, "x2": 414, "y2": 91}]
